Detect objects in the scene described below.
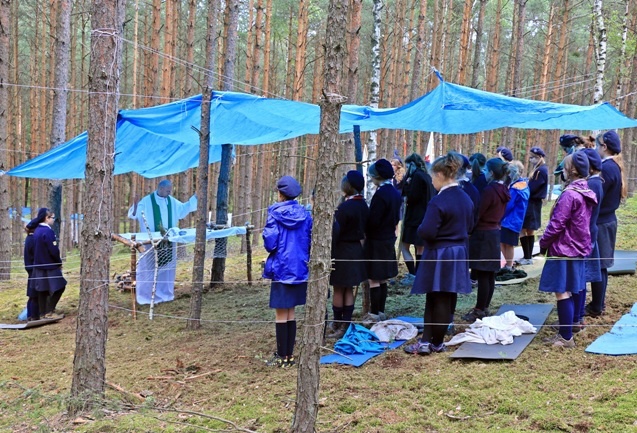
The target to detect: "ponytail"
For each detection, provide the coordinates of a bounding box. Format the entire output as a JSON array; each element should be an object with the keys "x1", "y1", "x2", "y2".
[{"x1": 609, "y1": 154, "x2": 629, "y2": 200}]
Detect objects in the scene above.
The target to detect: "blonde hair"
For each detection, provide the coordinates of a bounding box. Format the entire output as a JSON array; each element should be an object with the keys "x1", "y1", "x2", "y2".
[
  {"x1": 431, "y1": 152, "x2": 463, "y2": 180},
  {"x1": 608, "y1": 154, "x2": 629, "y2": 200}
]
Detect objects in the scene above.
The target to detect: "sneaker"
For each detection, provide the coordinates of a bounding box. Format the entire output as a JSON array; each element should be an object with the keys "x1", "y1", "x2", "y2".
[
  {"x1": 361, "y1": 313, "x2": 380, "y2": 327},
  {"x1": 496, "y1": 267, "x2": 512, "y2": 276},
  {"x1": 43, "y1": 312, "x2": 64, "y2": 320},
  {"x1": 550, "y1": 320, "x2": 584, "y2": 334},
  {"x1": 265, "y1": 353, "x2": 285, "y2": 367},
  {"x1": 378, "y1": 312, "x2": 387, "y2": 321},
  {"x1": 430, "y1": 343, "x2": 447, "y2": 353},
  {"x1": 403, "y1": 340, "x2": 432, "y2": 355},
  {"x1": 399, "y1": 273, "x2": 416, "y2": 285},
  {"x1": 282, "y1": 356, "x2": 295, "y2": 368},
  {"x1": 584, "y1": 303, "x2": 603, "y2": 318},
  {"x1": 461, "y1": 308, "x2": 487, "y2": 322},
  {"x1": 543, "y1": 333, "x2": 575, "y2": 348},
  {"x1": 518, "y1": 258, "x2": 533, "y2": 266},
  {"x1": 326, "y1": 323, "x2": 346, "y2": 339}
]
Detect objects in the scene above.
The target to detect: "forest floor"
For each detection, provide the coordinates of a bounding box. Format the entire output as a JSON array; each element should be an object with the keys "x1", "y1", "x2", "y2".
[{"x1": 2, "y1": 200, "x2": 637, "y2": 433}]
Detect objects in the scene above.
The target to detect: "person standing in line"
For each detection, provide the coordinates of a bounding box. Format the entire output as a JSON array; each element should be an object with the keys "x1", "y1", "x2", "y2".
[
  {"x1": 469, "y1": 153, "x2": 488, "y2": 195},
  {"x1": 399, "y1": 153, "x2": 436, "y2": 285},
  {"x1": 463, "y1": 158, "x2": 511, "y2": 322},
  {"x1": 128, "y1": 179, "x2": 197, "y2": 304},
  {"x1": 364, "y1": 159, "x2": 402, "y2": 320},
  {"x1": 31, "y1": 208, "x2": 66, "y2": 320},
  {"x1": 262, "y1": 176, "x2": 312, "y2": 367},
  {"x1": 498, "y1": 161, "x2": 530, "y2": 277},
  {"x1": 24, "y1": 223, "x2": 39, "y2": 321},
  {"x1": 540, "y1": 152, "x2": 596, "y2": 347},
  {"x1": 404, "y1": 152, "x2": 473, "y2": 355},
  {"x1": 327, "y1": 170, "x2": 369, "y2": 339},
  {"x1": 586, "y1": 131, "x2": 627, "y2": 317},
  {"x1": 519, "y1": 147, "x2": 548, "y2": 265}
]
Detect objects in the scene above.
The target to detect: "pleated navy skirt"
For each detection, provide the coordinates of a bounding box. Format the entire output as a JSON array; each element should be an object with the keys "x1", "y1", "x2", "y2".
[
  {"x1": 269, "y1": 282, "x2": 307, "y2": 309},
  {"x1": 539, "y1": 257, "x2": 585, "y2": 294},
  {"x1": 411, "y1": 245, "x2": 471, "y2": 295}
]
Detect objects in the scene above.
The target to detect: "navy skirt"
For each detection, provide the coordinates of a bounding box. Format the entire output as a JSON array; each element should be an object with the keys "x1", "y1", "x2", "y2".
[
  {"x1": 32, "y1": 267, "x2": 67, "y2": 294},
  {"x1": 364, "y1": 238, "x2": 398, "y2": 281},
  {"x1": 411, "y1": 245, "x2": 471, "y2": 295},
  {"x1": 26, "y1": 270, "x2": 37, "y2": 297},
  {"x1": 402, "y1": 225, "x2": 425, "y2": 246},
  {"x1": 330, "y1": 240, "x2": 366, "y2": 286},
  {"x1": 522, "y1": 199, "x2": 543, "y2": 230},
  {"x1": 585, "y1": 241, "x2": 602, "y2": 283},
  {"x1": 270, "y1": 282, "x2": 307, "y2": 309},
  {"x1": 500, "y1": 227, "x2": 520, "y2": 247},
  {"x1": 597, "y1": 220, "x2": 617, "y2": 269},
  {"x1": 539, "y1": 258, "x2": 585, "y2": 294},
  {"x1": 469, "y1": 229, "x2": 501, "y2": 272}
]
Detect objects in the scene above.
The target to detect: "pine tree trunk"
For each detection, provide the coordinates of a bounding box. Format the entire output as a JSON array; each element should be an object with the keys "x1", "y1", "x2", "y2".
[
  {"x1": 48, "y1": 0, "x2": 71, "y2": 248},
  {"x1": 457, "y1": 0, "x2": 472, "y2": 85},
  {"x1": 69, "y1": 0, "x2": 124, "y2": 414},
  {"x1": 0, "y1": 0, "x2": 10, "y2": 281},
  {"x1": 366, "y1": 0, "x2": 382, "y2": 201},
  {"x1": 189, "y1": 0, "x2": 218, "y2": 329},
  {"x1": 291, "y1": 0, "x2": 348, "y2": 430},
  {"x1": 468, "y1": 0, "x2": 486, "y2": 152},
  {"x1": 211, "y1": 0, "x2": 239, "y2": 287}
]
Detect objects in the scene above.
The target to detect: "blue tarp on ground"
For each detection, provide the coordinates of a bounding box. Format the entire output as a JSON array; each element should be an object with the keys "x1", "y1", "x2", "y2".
[
  {"x1": 8, "y1": 76, "x2": 637, "y2": 179},
  {"x1": 585, "y1": 303, "x2": 637, "y2": 356}
]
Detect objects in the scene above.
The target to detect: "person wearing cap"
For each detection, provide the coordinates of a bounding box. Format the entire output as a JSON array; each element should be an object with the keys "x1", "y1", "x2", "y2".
[
  {"x1": 519, "y1": 146, "x2": 548, "y2": 265},
  {"x1": 463, "y1": 158, "x2": 511, "y2": 322},
  {"x1": 539, "y1": 152, "x2": 597, "y2": 348},
  {"x1": 404, "y1": 152, "x2": 473, "y2": 355},
  {"x1": 586, "y1": 130, "x2": 627, "y2": 317},
  {"x1": 30, "y1": 208, "x2": 66, "y2": 320},
  {"x1": 399, "y1": 153, "x2": 436, "y2": 284},
  {"x1": 262, "y1": 175, "x2": 312, "y2": 367},
  {"x1": 496, "y1": 146, "x2": 514, "y2": 162},
  {"x1": 554, "y1": 134, "x2": 585, "y2": 179},
  {"x1": 326, "y1": 170, "x2": 369, "y2": 339},
  {"x1": 364, "y1": 158, "x2": 402, "y2": 320},
  {"x1": 128, "y1": 179, "x2": 197, "y2": 305}
]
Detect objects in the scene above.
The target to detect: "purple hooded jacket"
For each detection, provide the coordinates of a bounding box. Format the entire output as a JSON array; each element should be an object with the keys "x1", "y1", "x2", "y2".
[
  {"x1": 263, "y1": 200, "x2": 313, "y2": 284},
  {"x1": 540, "y1": 179, "x2": 597, "y2": 258}
]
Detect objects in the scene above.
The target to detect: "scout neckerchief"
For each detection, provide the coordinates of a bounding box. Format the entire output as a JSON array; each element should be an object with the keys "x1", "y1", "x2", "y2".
[{"x1": 150, "y1": 192, "x2": 173, "y2": 267}]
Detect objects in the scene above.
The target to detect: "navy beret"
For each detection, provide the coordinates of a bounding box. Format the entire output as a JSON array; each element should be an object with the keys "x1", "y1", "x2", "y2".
[
  {"x1": 497, "y1": 147, "x2": 513, "y2": 162},
  {"x1": 277, "y1": 175, "x2": 302, "y2": 199},
  {"x1": 560, "y1": 134, "x2": 579, "y2": 148},
  {"x1": 346, "y1": 170, "x2": 365, "y2": 192},
  {"x1": 368, "y1": 158, "x2": 394, "y2": 180},
  {"x1": 571, "y1": 151, "x2": 590, "y2": 178},
  {"x1": 583, "y1": 148, "x2": 602, "y2": 172},
  {"x1": 530, "y1": 146, "x2": 545, "y2": 157},
  {"x1": 602, "y1": 130, "x2": 621, "y2": 154}
]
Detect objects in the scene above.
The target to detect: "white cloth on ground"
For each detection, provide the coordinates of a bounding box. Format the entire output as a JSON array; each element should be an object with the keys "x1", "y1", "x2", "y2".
[
  {"x1": 128, "y1": 192, "x2": 197, "y2": 305},
  {"x1": 370, "y1": 319, "x2": 419, "y2": 342},
  {"x1": 446, "y1": 311, "x2": 537, "y2": 346}
]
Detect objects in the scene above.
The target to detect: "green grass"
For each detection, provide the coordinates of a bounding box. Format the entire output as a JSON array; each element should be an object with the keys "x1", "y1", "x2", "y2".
[{"x1": 1, "y1": 199, "x2": 637, "y2": 432}]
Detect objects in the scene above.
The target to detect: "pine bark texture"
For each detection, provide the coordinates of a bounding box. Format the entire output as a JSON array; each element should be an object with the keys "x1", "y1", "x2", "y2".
[
  {"x1": 0, "y1": 0, "x2": 10, "y2": 281},
  {"x1": 291, "y1": 0, "x2": 348, "y2": 430},
  {"x1": 69, "y1": 0, "x2": 124, "y2": 413}
]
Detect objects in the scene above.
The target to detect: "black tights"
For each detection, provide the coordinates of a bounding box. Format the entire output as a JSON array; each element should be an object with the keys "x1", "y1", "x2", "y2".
[
  {"x1": 421, "y1": 292, "x2": 457, "y2": 347},
  {"x1": 474, "y1": 270, "x2": 495, "y2": 311}
]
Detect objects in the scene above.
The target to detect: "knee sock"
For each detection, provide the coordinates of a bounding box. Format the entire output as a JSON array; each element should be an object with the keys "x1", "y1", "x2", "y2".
[
  {"x1": 370, "y1": 286, "x2": 381, "y2": 314},
  {"x1": 430, "y1": 292, "x2": 456, "y2": 347},
  {"x1": 421, "y1": 299, "x2": 433, "y2": 343},
  {"x1": 579, "y1": 288, "x2": 587, "y2": 322},
  {"x1": 342, "y1": 305, "x2": 355, "y2": 327},
  {"x1": 332, "y1": 306, "x2": 344, "y2": 325},
  {"x1": 415, "y1": 254, "x2": 422, "y2": 272},
  {"x1": 379, "y1": 283, "x2": 388, "y2": 314},
  {"x1": 571, "y1": 292, "x2": 581, "y2": 324},
  {"x1": 275, "y1": 322, "x2": 288, "y2": 358},
  {"x1": 47, "y1": 288, "x2": 65, "y2": 313},
  {"x1": 405, "y1": 260, "x2": 416, "y2": 276},
  {"x1": 475, "y1": 271, "x2": 493, "y2": 311},
  {"x1": 485, "y1": 272, "x2": 496, "y2": 310},
  {"x1": 557, "y1": 298, "x2": 574, "y2": 340},
  {"x1": 286, "y1": 320, "x2": 296, "y2": 358},
  {"x1": 450, "y1": 295, "x2": 457, "y2": 323},
  {"x1": 520, "y1": 236, "x2": 530, "y2": 260},
  {"x1": 590, "y1": 268, "x2": 608, "y2": 312},
  {"x1": 27, "y1": 297, "x2": 40, "y2": 320}
]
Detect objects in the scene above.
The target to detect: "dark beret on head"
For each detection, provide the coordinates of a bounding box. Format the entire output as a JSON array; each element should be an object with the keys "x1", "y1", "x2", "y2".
[
  {"x1": 368, "y1": 158, "x2": 394, "y2": 180},
  {"x1": 498, "y1": 147, "x2": 513, "y2": 162},
  {"x1": 530, "y1": 146, "x2": 545, "y2": 157},
  {"x1": 571, "y1": 151, "x2": 590, "y2": 178},
  {"x1": 602, "y1": 130, "x2": 621, "y2": 154},
  {"x1": 346, "y1": 170, "x2": 365, "y2": 192},
  {"x1": 560, "y1": 134, "x2": 579, "y2": 148},
  {"x1": 583, "y1": 148, "x2": 602, "y2": 172},
  {"x1": 276, "y1": 175, "x2": 302, "y2": 199}
]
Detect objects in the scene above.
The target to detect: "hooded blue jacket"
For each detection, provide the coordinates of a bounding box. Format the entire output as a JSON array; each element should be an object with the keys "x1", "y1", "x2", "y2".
[
  {"x1": 501, "y1": 178, "x2": 530, "y2": 234},
  {"x1": 263, "y1": 200, "x2": 313, "y2": 284}
]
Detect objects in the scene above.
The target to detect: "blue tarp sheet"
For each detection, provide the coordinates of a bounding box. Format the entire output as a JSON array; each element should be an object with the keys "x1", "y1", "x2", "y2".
[
  {"x1": 586, "y1": 303, "x2": 637, "y2": 356},
  {"x1": 8, "y1": 77, "x2": 637, "y2": 179}
]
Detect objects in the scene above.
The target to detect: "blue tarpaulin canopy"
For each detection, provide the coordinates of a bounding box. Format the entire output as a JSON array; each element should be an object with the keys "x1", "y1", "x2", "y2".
[{"x1": 7, "y1": 77, "x2": 637, "y2": 179}]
